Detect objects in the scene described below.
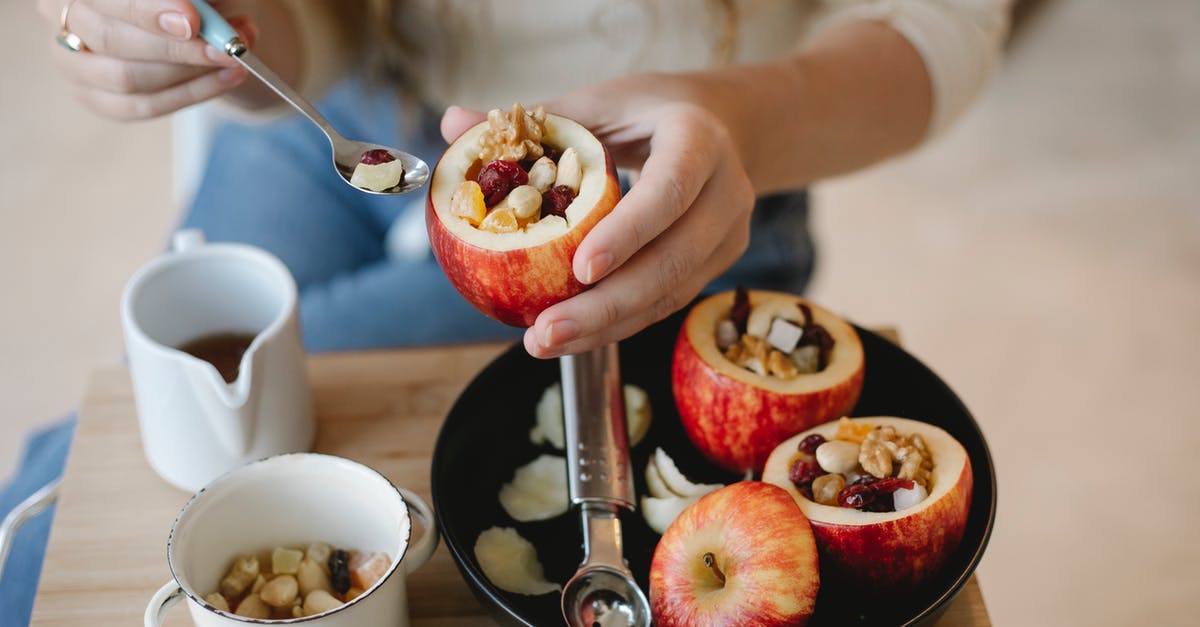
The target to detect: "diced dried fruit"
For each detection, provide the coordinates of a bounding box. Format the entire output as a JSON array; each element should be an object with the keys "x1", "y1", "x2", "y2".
[
  {"x1": 788, "y1": 454, "x2": 821, "y2": 487},
  {"x1": 892, "y1": 482, "x2": 929, "y2": 511},
  {"x1": 765, "y1": 318, "x2": 804, "y2": 353},
  {"x1": 328, "y1": 550, "x2": 351, "y2": 594},
  {"x1": 272, "y1": 547, "x2": 303, "y2": 575},
  {"x1": 730, "y1": 286, "x2": 751, "y2": 333},
  {"x1": 348, "y1": 551, "x2": 392, "y2": 590},
  {"x1": 360, "y1": 149, "x2": 395, "y2": 165},
  {"x1": 204, "y1": 592, "x2": 230, "y2": 612},
  {"x1": 811, "y1": 473, "x2": 845, "y2": 506},
  {"x1": 541, "y1": 184, "x2": 575, "y2": 218},
  {"x1": 797, "y1": 434, "x2": 826, "y2": 455},
  {"x1": 345, "y1": 586, "x2": 366, "y2": 601},
  {"x1": 450, "y1": 180, "x2": 487, "y2": 226},
  {"x1": 834, "y1": 417, "x2": 873, "y2": 444},
  {"x1": 477, "y1": 159, "x2": 529, "y2": 207},
  {"x1": 305, "y1": 543, "x2": 332, "y2": 569},
  {"x1": 480, "y1": 207, "x2": 519, "y2": 233},
  {"x1": 235, "y1": 593, "x2": 271, "y2": 619}
]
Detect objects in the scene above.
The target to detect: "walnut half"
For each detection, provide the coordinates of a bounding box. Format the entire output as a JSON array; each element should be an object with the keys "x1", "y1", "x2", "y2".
[{"x1": 479, "y1": 103, "x2": 546, "y2": 163}]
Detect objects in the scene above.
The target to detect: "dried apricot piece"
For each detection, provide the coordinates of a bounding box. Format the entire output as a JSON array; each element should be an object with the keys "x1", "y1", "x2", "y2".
[
  {"x1": 451, "y1": 181, "x2": 487, "y2": 226},
  {"x1": 348, "y1": 551, "x2": 392, "y2": 590},
  {"x1": 480, "y1": 207, "x2": 519, "y2": 233},
  {"x1": 834, "y1": 417, "x2": 872, "y2": 444}
]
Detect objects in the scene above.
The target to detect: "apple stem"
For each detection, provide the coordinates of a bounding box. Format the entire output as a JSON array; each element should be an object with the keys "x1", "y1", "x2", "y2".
[{"x1": 703, "y1": 552, "x2": 726, "y2": 586}]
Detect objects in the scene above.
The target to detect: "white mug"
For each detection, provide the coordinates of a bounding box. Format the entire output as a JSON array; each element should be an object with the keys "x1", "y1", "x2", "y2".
[
  {"x1": 144, "y1": 453, "x2": 438, "y2": 627},
  {"x1": 121, "y1": 229, "x2": 315, "y2": 492}
]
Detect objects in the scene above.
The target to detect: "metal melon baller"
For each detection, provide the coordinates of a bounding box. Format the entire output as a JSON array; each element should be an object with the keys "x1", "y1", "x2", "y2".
[
  {"x1": 559, "y1": 345, "x2": 652, "y2": 627},
  {"x1": 187, "y1": 0, "x2": 429, "y2": 195}
]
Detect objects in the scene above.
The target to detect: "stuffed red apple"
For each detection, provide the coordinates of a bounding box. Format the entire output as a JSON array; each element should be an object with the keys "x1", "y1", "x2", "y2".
[
  {"x1": 762, "y1": 416, "x2": 973, "y2": 591},
  {"x1": 649, "y1": 481, "x2": 819, "y2": 626},
  {"x1": 426, "y1": 103, "x2": 620, "y2": 326},
  {"x1": 672, "y1": 288, "x2": 864, "y2": 473}
]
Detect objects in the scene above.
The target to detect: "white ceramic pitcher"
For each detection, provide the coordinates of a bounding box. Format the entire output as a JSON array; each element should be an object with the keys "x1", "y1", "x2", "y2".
[{"x1": 121, "y1": 229, "x2": 314, "y2": 491}]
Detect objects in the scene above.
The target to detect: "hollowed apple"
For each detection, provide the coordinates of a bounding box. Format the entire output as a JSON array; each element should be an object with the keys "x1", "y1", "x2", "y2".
[
  {"x1": 671, "y1": 290, "x2": 864, "y2": 473},
  {"x1": 426, "y1": 114, "x2": 620, "y2": 326},
  {"x1": 762, "y1": 417, "x2": 973, "y2": 591}
]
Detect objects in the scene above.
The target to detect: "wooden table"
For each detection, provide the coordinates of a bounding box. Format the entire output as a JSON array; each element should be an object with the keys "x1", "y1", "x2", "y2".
[{"x1": 31, "y1": 339, "x2": 991, "y2": 626}]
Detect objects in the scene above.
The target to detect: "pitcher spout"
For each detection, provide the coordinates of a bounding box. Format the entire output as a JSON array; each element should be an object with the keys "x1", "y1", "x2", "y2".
[{"x1": 183, "y1": 347, "x2": 262, "y2": 458}]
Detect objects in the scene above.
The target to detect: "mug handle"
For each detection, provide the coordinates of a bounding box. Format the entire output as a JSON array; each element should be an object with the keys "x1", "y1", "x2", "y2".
[
  {"x1": 144, "y1": 580, "x2": 186, "y2": 627},
  {"x1": 398, "y1": 488, "x2": 439, "y2": 575}
]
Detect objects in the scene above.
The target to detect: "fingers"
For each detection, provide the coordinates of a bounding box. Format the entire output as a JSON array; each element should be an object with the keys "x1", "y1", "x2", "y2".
[
  {"x1": 525, "y1": 163, "x2": 754, "y2": 358},
  {"x1": 440, "y1": 106, "x2": 486, "y2": 144},
  {"x1": 51, "y1": 40, "x2": 214, "y2": 94},
  {"x1": 63, "y1": 1, "x2": 250, "y2": 66},
  {"x1": 83, "y1": 0, "x2": 200, "y2": 39},
  {"x1": 73, "y1": 63, "x2": 248, "y2": 119},
  {"x1": 571, "y1": 106, "x2": 722, "y2": 285}
]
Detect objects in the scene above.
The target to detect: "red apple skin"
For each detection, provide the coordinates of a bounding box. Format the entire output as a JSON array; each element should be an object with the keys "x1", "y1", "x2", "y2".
[
  {"x1": 650, "y1": 481, "x2": 820, "y2": 627},
  {"x1": 425, "y1": 141, "x2": 620, "y2": 327},
  {"x1": 813, "y1": 462, "x2": 972, "y2": 590},
  {"x1": 671, "y1": 293, "x2": 864, "y2": 473}
]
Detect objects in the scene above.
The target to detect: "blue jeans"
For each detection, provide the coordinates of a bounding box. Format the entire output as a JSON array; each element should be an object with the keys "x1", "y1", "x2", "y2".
[{"x1": 184, "y1": 77, "x2": 815, "y2": 351}]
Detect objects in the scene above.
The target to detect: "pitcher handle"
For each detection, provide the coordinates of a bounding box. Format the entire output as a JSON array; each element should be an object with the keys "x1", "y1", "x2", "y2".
[
  {"x1": 144, "y1": 580, "x2": 186, "y2": 627},
  {"x1": 398, "y1": 488, "x2": 438, "y2": 575}
]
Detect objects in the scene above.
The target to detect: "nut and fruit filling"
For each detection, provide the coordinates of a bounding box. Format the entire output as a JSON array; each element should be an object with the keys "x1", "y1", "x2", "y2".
[
  {"x1": 789, "y1": 418, "x2": 936, "y2": 513},
  {"x1": 206, "y1": 542, "x2": 392, "y2": 620},
  {"x1": 717, "y1": 286, "x2": 836, "y2": 379},
  {"x1": 350, "y1": 149, "x2": 405, "y2": 192},
  {"x1": 450, "y1": 103, "x2": 581, "y2": 233}
]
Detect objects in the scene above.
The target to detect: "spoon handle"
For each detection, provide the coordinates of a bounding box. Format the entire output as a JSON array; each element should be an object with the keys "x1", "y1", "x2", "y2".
[{"x1": 185, "y1": 1, "x2": 345, "y2": 145}]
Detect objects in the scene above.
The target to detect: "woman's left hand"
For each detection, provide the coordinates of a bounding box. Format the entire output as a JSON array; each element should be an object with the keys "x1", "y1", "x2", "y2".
[{"x1": 441, "y1": 74, "x2": 757, "y2": 358}]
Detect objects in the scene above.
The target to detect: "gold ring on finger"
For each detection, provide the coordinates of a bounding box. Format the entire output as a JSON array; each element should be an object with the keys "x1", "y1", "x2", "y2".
[{"x1": 56, "y1": 0, "x2": 88, "y2": 53}]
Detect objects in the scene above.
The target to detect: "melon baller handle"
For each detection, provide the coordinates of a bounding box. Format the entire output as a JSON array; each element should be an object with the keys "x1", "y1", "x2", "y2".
[{"x1": 559, "y1": 345, "x2": 650, "y2": 627}]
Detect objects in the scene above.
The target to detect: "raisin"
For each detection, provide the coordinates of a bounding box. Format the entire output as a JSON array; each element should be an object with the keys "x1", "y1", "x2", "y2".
[
  {"x1": 838, "y1": 483, "x2": 875, "y2": 509},
  {"x1": 477, "y1": 160, "x2": 528, "y2": 206},
  {"x1": 868, "y1": 477, "x2": 916, "y2": 495},
  {"x1": 798, "y1": 303, "x2": 813, "y2": 328},
  {"x1": 862, "y1": 492, "x2": 895, "y2": 512},
  {"x1": 788, "y1": 454, "x2": 821, "y2": 488},
  {"x1": 328, "y1": 549, "x2": 351, "y2": 594},
  {"x1": 797, "y1": 434, "x2": 826, "y2": 455},
  {"x1": 541, "y1": 185, "x2": 575, "y2": 218},
  {"x1": 730, "y1": 286, "x2": 751, "y2": 333},
  {"x1": 360, "y1": 149, "x2": 395, "y2": 165}
]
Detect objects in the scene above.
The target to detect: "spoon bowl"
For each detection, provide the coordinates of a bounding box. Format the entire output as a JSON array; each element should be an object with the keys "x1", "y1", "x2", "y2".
[
  {"x1": 189, "y1": 0, "x2": 429, "y2": 195},
  {"x1": 562, "y1": 566, "x2": 651, "y2": 627}
]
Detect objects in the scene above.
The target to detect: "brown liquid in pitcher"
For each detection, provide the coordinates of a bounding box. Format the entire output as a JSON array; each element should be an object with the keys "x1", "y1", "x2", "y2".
[{"x1": 178, "y1": 332, "x2": 256, "y2": 383}]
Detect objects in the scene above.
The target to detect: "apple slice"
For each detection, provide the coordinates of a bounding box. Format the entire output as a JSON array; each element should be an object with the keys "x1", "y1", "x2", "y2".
[
  {"x1": 762, "y1": 416, "x2": 973, "y2": 591},
  {"x1": 672, "y1": 290, "x2": 865, "y2": 474},
  {"x1": 653, "y1": 448, "x2": 724, "y2": 497},
  {"x1": 427, "y1": 110, "x2": 621, "y2": 326},
  {"x1": 473, "y1": 527, "x2": 561, "y2": 596},
  {"x1": 640, "y1": 494, "x2": 703, "y2": 535},
  {"x1": 649, "y1": 482, "x2": 819, "y2": 626},
  {"x1": 529, "y1": 382, "x2": 652, "y2": 450},
  {"x1": 498, "y1": 454, "x2": 568, "y2": 522},
  {"x1": 644, "y1": 456, "x2": 675, "y2": 499}
]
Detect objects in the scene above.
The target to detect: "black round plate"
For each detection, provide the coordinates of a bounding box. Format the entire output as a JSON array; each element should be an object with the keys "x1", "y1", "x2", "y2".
[{"x1": 431, "y1": 309, "x2": 996, "y2": 626}]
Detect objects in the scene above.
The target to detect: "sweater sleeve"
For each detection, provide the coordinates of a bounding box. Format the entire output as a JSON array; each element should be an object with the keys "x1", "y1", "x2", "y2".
[{"x1": 813, "y1": 0, "x2": 1012, "y2": 138}]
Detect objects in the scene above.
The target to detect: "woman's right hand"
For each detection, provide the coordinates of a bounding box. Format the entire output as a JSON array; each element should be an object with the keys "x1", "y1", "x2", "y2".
[{"x1": 38, "y1": 0, "x2": 256, "y2": 120}]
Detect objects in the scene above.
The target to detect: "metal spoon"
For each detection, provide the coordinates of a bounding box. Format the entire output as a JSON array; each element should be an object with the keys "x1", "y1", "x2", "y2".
[
  {"x1": 188, "y1": 0, "x2": 429, "y2": 195},
  {"x1": 559, "y1": 345, "x2": 652, "y2": 627}
]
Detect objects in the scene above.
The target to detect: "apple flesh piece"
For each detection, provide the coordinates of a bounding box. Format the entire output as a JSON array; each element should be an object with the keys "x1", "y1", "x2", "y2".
[
  {"x1": 426, "y1": 113, "x2": 621, "y2": 326},
  {"x1": 671, "y1": 290, "x2": 865, "y2": 474},
  {"x1": 649, "y1": 481, "x2": 819, "y2": 627},
  {"x1": 762, "y1": 416, "x2": 973, "y2": 591}
]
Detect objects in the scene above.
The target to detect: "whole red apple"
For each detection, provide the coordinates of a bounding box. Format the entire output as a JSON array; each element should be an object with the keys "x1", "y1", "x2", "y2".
[
  {"x1": 426, "y1": 111, "x2": 620, "y2": 327},
  {"x1": 672, "y1": 290, "x2": 864, "y2": 474},
  {"x1": 762, "y1": 417, "x2": 973, "y2": 591},
  {"x1": 649, "y1": 481, "x2": 819, "y2": 626}
]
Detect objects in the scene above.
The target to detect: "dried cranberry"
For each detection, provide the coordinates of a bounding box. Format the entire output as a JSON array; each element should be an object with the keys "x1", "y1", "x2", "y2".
[
  {"x1": 788, "y1": 455, "x2": 821, "y2": 487},
  {"x1": 852, "y1": 474, "x2": 878, "y2": 486},
  {"x1": 868, "y1": 477, "x2": 915, "y2": 495},
  {"x1": 838, "y1": 483, "x2": 875, "y2": 509},
  {"x1": 862, "y1": 493, "x2": 895, "y2": 512},
  {"x1": 477, "y1": 160, "x2": 528, "y2": 206},
  {"x1": 797, "y1": 434, "x2": 826, "y2": 455},
  {"x1": 541, "y1": 185, "x2": 575, "y2": 218},
  {"x1": 360, "y1": 149, "x2": 395, "y2": 165},
  {"x1": 730, "y1": 286, "x2": 751, "y2": 333}
]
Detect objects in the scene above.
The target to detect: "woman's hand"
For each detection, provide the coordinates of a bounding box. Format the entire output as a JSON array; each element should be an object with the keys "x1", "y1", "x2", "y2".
[
  {"x1": 38, "y1": 0, "x2": 255, "y2": 119},
  {"x1": 441, "y1": 74, "x2": 757, "y2": 359}
]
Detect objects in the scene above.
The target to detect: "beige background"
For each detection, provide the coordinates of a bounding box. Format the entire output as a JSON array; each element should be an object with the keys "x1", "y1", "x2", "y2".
[{"x1": 2, "y1": 0, "x2": 1197, "y2": 625}]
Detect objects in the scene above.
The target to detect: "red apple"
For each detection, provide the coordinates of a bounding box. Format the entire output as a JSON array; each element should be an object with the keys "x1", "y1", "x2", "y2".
[
  {"x1": 426, "y1": 112, "x2": 621, "y2": 326},
  {"x1": 672, "y1": 290, "x2": 865, "y2": 473},
  {"x1": 649, "y1": 481, "x2": 819, "y2": 626},
  {"x1": 762, "y1": 417, "x2": 973, "y2": 591}
]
